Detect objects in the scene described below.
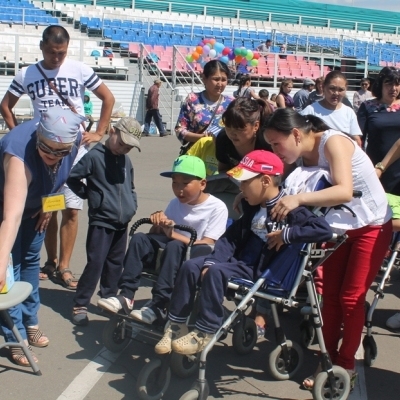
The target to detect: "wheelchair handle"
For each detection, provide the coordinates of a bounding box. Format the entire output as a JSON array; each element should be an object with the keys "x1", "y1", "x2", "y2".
[
  {"x1": 129, "y1": 218, "x2": 197, "y2": 246},
  {"x1": 353, "y1": 190, "x2": 362, "y2": 198}
]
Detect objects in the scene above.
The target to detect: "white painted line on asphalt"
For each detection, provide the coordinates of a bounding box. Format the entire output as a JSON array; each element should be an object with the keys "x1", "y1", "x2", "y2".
[
  {"x1": 350, "y1": 342, "x2": 368, "y2": 400},
  {"x1": 56, "y1": 347, "x2": 121, "y2": 400}
]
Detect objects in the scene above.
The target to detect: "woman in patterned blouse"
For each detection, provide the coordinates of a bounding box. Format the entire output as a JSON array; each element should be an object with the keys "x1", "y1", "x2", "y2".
[{"x1": 175, "y1": 60, "x2": 234, "y2": 146}]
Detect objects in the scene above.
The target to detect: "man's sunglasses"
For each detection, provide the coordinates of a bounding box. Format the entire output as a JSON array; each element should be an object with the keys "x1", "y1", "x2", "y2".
[{"x1": 37, "y1": 139, "x2": 72, "y2": 157}]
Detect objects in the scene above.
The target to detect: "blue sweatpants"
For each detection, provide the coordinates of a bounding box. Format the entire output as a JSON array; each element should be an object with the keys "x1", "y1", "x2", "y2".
[{"x1": 168, "y1": 256, "x2": 254, "y2": 333}]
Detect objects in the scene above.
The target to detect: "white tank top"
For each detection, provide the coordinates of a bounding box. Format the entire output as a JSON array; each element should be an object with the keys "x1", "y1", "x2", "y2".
[{"x1": 317, "y1": 130, "x2": 391, "y2": 229}]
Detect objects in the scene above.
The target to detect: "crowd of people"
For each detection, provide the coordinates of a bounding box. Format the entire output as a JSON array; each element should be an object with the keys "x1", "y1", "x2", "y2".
[{"x1": 0, "y1": 25, "x2": 399, "y2": 396}]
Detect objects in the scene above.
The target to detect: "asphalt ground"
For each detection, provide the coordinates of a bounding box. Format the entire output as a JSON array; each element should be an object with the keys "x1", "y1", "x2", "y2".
[{"x1": 0, "y1": 134, "x2": 400, "y2": 400}]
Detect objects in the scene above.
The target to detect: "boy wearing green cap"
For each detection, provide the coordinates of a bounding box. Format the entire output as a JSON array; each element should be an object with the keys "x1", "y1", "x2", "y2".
[{"x1": 98, "y1": 155, "x2": 228, "y2": 325}]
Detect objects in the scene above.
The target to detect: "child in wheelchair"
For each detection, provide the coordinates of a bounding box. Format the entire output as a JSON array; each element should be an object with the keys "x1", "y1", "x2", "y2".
[
  {"x1": 154, "y1": 150, "x2": 333, "y2": 355},
  {"x1": 98, "y1": 155, "x2": 228, "y2": 325}
]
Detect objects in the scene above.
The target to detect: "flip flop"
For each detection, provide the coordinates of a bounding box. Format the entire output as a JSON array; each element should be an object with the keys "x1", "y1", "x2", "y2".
[{"x1": 39, "y1": 261, "x2": 56, "y2": 281}]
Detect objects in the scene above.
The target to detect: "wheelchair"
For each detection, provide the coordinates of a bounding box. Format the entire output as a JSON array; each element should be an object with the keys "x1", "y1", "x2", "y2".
[
  {"x1": 100, "y1": 218, "x2": 255, "y2": 400},
  {"x1": 179, "y1": 233, "x2": 353, "y2": 400}
]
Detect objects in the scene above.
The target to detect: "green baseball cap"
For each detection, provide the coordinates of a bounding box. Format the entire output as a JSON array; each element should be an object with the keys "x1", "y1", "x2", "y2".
[{"x1": 160, "y1": 155, "x2": 206, "y2": 179}]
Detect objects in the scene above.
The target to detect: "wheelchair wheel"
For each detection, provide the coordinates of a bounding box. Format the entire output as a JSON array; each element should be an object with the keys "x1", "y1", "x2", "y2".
[
  {"x1": 363, "y1": 335, "x2": 377, "y2": 367},
  {"x1": 136, "y1": 358, "x2": 171, "y2": 400},
  {"x1": 267, "y1": 340, "x2": 304, "y2": 380},
  {"x1": 232, "y1": 317, "x2": 258, "y2": 355},
  {"x1": 300, "y1": 320, "x2": 316, "y2": 348},
  {"x1": 170, "y1": 352, "x2": 199, "y2": 378},
  {"x1": 312, "y1": 365, "x2": 350, "y2": 400},
  {"x1": 102, "y1": 316, "x2": 130, "y2": 353},
  {"x1": 179, "y1": 389, "x2": 199, "y2": 400}
]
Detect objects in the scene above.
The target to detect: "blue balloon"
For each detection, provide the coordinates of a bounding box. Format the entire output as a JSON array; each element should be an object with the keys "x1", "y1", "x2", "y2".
[{"x1": 219, "y1": 56, "x2": 229, "y2": 64}]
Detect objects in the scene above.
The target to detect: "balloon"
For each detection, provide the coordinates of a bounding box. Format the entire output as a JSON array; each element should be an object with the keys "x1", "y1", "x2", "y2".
[
  {"x1": 203, "y1": 38, "x2": 210, "y2": 44},
  {"x1": 240, "y1": 47, "x2": 248, "y2": 57},
  {"x1": 186, "y1": 54, "x2": 193, "y2": 62},
  {"x1": 222, "y1": 47, "x2": 230, "y2": 56},
  {"x1": 196, "y1": 46, "x2": 203, "y2": 55},
  {"x1": 235, "y1": 55, "x2": 243, "y2": 63},
  {"x1": 245, "y1": 50, "x2": 253, "y2": 61},
  {"x1": 203, "y1": 45, "x2": 211, "y2": 55},
  {"x1": 209, "y1": 38, "x2": 216, "y2": 47},
  {"x1": 228, "y1": 50, "x2": 235, "y2": 60},
  {"x1": 214, "y1": 42, "x2": 224, "y2": 54},
  {"x1": 250, "y1": 59, "x2": 259, "y2": 67},
  {"x1": 253, "y1": 51, "x2": 260, "y2": 59},
  {"x1": 240, "y1": 58, "x2": 248, "y2": 66},
  {"x1": 219, "y1": 56, "x2": 229, "y2": 64},
  {"x1": 192, "y1": 52, "x2": 200, "y2": 60},
  {"x1": 209, "y1": 49, "x2": 217, "y2": 58},
  {"x1": 234, "y1": 47, "x2": 241, "y2": 55}
]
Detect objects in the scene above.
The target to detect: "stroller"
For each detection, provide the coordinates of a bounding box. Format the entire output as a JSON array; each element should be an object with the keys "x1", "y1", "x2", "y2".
[{"x1": 179, "y1": 233, "x2": 352, "y2": 400}]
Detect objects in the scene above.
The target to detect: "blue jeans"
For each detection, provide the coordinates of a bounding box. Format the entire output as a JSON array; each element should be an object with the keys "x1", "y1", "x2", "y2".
[
  {"x1": 143, "y1": 109, "x2": 166, "y2": 135},
  {"x1": 0, "y1": 216, "x2": 45, "y2": 342}
]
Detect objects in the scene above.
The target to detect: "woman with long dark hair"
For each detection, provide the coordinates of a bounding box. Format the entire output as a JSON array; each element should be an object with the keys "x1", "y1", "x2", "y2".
[{"x1": 263, "y1": 108, "x2": 392, "y2": 390}]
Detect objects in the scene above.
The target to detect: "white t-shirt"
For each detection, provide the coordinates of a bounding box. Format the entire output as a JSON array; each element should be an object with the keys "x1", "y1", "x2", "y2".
[
  {"x1": 8, "y1": 58, "x2": 103, "y2": 117},
  {"x1": 164, "y1": 194, "x2": 228, "y2": 240},
  {"x1": 301, "y1": 101, "x2": 362, "y2": 137}
]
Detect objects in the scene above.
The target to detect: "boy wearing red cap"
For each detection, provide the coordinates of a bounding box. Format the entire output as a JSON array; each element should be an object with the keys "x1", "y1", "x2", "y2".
[{"x1": 155, "y1": 150, "x2": 332, "y2": 355}]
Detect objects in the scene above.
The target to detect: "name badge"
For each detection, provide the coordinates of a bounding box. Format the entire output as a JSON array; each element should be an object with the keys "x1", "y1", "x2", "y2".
[{"x1": 42, "y1": 193, "x2": 66, "y2": 212}]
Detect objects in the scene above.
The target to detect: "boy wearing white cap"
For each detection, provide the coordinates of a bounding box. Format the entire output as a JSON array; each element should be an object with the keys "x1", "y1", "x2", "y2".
[
  {"x1": 155, "y1": 150, "x2": 332, "y2": 355},
  {"x1": 67, "y1": 117, "x2": 140, "y2": 325}
]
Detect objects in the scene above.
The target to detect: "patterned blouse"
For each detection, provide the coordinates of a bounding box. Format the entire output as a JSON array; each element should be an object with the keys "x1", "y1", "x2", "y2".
[{"x1": 175, "y1": 92, "x2": 234, "y2": 143}]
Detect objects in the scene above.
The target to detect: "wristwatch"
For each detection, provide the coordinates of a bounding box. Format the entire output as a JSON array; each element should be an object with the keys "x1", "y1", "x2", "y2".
[{"x1": 375, "y1": 162, "x2": 385, "y2": 172}]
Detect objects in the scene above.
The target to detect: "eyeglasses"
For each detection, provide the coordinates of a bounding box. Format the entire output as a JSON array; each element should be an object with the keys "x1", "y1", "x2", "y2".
[{"x1": 37, "y1": 139, "x2": 72, "y2": 157}]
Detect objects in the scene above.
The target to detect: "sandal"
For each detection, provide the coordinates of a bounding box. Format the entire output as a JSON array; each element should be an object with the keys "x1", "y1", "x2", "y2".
[
  {"x1": 26, "y1": 326, "x2": 49, "y2": 348},
  {"x1": 10, "y1": 346, "x2": 38, "y2": 367},
  {"x1": 348, "y1": 369, "x2": 358, "y2": 392},
  {"x1": 53, "y1": 268, "x2": 78, "y2": 290},
  {"x1": 39, "y1": 261, "x2": 56, "y2": 281},
  {"x1": 72, "y1": 306, "x2": 89, "y2": 326},
  {"x1": 302, "y1": 364, "x2": 322, "y2": 391}
]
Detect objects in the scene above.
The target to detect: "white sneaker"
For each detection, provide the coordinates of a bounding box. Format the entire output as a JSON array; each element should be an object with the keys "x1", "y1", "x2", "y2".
[
  {"x1": 386, "y1": 312, "x2": 400, "y2": 329},
  {"x1": 98, "y1": 296, "x2": 133, "y2": 314},
  {"x1": 130, "y1": 306, "x2": 167, "y2": 325}
]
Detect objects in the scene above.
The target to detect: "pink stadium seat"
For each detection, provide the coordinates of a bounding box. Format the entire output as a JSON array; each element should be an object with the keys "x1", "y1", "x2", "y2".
[
  {"x1": 158, "y1": 60, "x2": 171, "y2": 73},
  {"x1": 291, "y1": 69, "x2": 303, "y2": 79},
  {"x1": 278, "y1": 68, "x2": 291, "y2": 78},
  {"x1": 257, "y1": 65, "x2": 269, "y2": 77},
  {"x1": 287, "y1": 55, "x2": 296, "y2": 62},
  {"x1": 295, "y1": 56, "x2": 304, "y2": 62}
]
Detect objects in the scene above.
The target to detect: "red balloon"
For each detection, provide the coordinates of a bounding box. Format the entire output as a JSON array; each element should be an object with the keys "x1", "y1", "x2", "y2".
[
  {"x1": 253, "y1": 51, "x2": 260, "y2": 59},
  {"x1": 235, "y1": 55, "x2": 243, "y2": 63},
  {"x1": 222, "y1": 47, "x2": 231, "y2": 56}
]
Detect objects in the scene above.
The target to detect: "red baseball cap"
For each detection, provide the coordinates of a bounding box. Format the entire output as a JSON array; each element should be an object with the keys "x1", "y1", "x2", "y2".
[{"x1": 227, "y1": 150, "x2": 284, "y2": 181}]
